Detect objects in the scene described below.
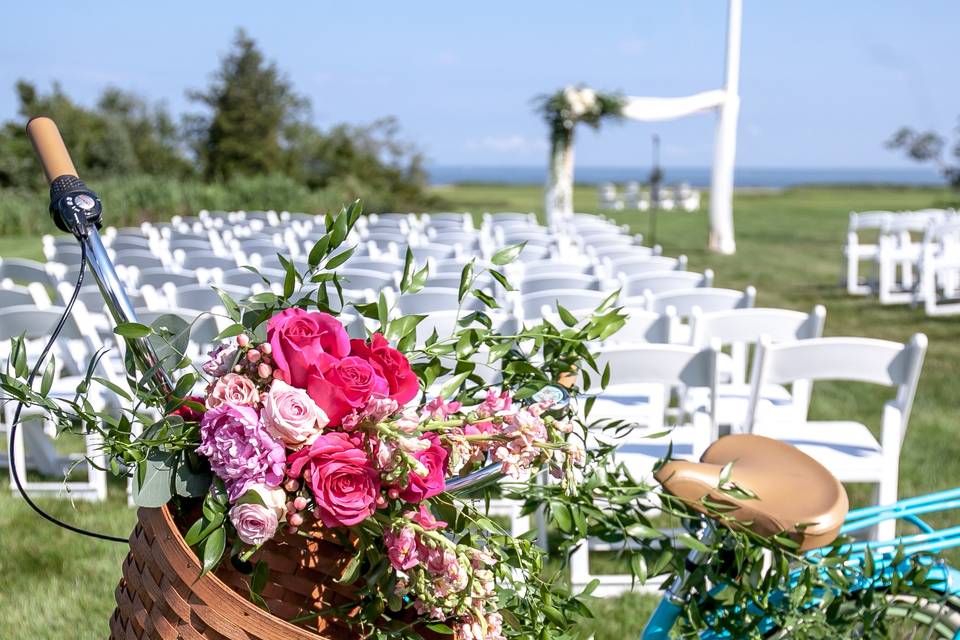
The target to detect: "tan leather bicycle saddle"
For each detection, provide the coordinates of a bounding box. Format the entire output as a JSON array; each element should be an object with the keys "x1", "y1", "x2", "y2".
[{"x1": 655, "y1": 434, "x2": 849, "y2": 551}]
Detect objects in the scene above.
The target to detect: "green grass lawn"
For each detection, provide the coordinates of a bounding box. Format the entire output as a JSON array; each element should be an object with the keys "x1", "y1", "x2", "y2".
[{"x1": 2, "y1": 184, "x2": 959, "y2": 639}]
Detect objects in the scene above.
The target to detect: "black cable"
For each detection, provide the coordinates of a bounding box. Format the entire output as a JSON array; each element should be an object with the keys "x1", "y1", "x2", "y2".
[{"x1": 8, "y1": 240, "x2": 127, "y2": 543}]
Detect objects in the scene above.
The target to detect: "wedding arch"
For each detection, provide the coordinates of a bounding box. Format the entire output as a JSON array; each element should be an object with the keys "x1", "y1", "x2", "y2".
[{"x1": 541, "y1": 0, "x2": 743, "y2": 254}]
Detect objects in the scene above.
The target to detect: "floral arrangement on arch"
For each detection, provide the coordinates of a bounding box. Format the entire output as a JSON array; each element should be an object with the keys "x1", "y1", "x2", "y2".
[{"x1": 537, "y1": 85, "x2": 626, "y2": 148}]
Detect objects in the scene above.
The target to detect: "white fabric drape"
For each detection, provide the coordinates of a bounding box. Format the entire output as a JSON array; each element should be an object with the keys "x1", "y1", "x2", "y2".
[{"x1": 620, "y1": 90, "x2": 727, "y2": 122}]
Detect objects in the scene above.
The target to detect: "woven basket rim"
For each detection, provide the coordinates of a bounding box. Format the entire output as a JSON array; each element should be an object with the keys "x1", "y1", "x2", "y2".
[{"x1": 144, "y1": 505, "x2": 328, "y2": 639}]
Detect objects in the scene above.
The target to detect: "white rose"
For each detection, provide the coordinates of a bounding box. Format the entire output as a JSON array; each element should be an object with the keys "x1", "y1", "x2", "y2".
[{"x1": 249, "y1": 484, "x2": 288, "y2": 518}]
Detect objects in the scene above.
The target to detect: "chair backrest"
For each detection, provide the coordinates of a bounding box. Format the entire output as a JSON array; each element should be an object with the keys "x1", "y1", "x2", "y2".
[
  {"x1": 178, "y1": 251, "x2": 237, "y2": 271},
  {"x1": 690, "y1": 305, "x2": 825, "y2": 384},
  {"x1": 849, "y1": 211, "x2": 892, "y2": 233},
  {"x1": 0, "y1": 258, "x2": 57, "y2": 288},
  {"x1": 521, "y1": 273, "x2": 599, "y2": 295},
  {"x1": 336, "y1": 268, "x2": 396, "y2": 291},
  {"x1": 0, "y1": 283, "x2": 41, "y2": 308},
  {"x1": 136, "y1": 268, "x2": 199, "y2": 288},
  {"x1": 603, "y1": 307, "x2": 673, "y2": 344},
  {"x1": 396, "y1": 288, "x2": 481, "y2": 315},
  {"x1": 610, "y1": 255, "x2": 687, "y2": 277},
  {"x1": 342, "y1": 256, "x2": 403, "y2": 275},
  {"x1": 520, "y1": 289, "x2": 610, "y2": 322},
  {"x1": 622, "y1": 270, "x2": 713, "y2": 297},
  {"x1": 114, "y1": 250, "x2": 166, "y2": 271},
  {"x1": 745, "y1": 333, "x2": 927, "y2": 435},
  {"x1": 521, "y1": 260, "x2": 592, "y2": 278},
  {"x1": 222, "y1": 268, "x2": 285, "y2": 288},
  {"x1": 646, "y1": 286, "x2": 756, "y2": 317},
  {"x1": 171, "y1": 284, "x2": 248, "y2": 311},
  {"x1": 589, "y1": 342, "x2": 719, "y2": 441}
]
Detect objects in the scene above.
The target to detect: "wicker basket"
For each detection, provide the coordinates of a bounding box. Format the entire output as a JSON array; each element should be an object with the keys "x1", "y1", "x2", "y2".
[{"x1": 110, "y1": 506, "x2": 359, "y2": 640}]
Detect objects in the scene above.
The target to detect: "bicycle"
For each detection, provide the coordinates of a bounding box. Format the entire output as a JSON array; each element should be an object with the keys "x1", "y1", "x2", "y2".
[{"x1": 640, "y1": 434, "x2": 960, "y2": 638}]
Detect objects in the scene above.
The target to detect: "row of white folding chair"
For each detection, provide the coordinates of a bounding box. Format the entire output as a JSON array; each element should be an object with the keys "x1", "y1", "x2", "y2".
[
  {"x1": 913, "y1": 220, "x2": 960, "y2": 315},
  {"x1": 845, "y1": 209, "x2": 955, "y2": 299},
  {"x1": 0, "y1": 304, "x2": 127, "y2": 502}
]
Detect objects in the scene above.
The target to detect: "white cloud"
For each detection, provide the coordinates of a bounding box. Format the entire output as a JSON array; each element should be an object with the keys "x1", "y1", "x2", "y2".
[{"x1": 465, "y1": 134, "x2": 548, "y2": 154}]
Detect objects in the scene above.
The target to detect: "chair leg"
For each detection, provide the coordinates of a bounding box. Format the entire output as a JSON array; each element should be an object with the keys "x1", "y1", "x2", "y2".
[{"x1": 872, "y1": 478, "x2": 899, "y2": 541}]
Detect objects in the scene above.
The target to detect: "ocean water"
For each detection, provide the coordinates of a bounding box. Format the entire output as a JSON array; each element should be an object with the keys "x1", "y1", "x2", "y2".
[{"x1": 427, "y1": 165, "x2": 944, "y2": 188}]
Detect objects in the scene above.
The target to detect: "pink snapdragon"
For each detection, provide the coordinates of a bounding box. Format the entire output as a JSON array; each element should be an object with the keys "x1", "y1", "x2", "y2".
[{"x1": 384, "y1": 525, "x2": 420, "y2": 570}]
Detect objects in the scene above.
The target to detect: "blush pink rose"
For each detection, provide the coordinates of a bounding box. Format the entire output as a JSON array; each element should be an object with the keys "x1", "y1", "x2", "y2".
[
  {"x1": 261, "y1": 380, "x2": 328, "y2": 447},
  {"x1": 229, "y1": 502, "x2": 279, "y2": 545},
  {"x1": 206, "y1": 373, "x2": 259, "y2": 409},
  {"x1": 305, "y1": 356, "x2": 388, "y2": 427},
  {"x1": 398, "y1": 433, "x2": 449, "y2": 504},
  {"x1": 349, "y1": 334, "x2": 420, "y2": 406},
  {"x1": 286, "y1": 432, "x2": 380, "y2": 527},
  {"x1": 267, "y1": 308, "x2": 350, "y2": 388}
]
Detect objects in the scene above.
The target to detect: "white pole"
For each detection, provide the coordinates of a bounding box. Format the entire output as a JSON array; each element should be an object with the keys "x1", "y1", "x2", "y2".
[{"x1": 708, "y1": 0, "x2": 742, "y2": 254}]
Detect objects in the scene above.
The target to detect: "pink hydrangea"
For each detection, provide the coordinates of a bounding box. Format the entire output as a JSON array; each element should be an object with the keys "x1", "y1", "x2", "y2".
[{"x1": 197, "y1": 403, "x2": 286, "y2": 500}]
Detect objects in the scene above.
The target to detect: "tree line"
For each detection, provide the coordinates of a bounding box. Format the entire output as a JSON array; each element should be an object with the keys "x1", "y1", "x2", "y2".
[{"x1": 0, "y1": 30, "x2": 431, "y2": 234}]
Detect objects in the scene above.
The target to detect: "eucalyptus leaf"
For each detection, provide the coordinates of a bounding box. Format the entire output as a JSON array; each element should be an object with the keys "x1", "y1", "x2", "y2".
[{"x1": 132, "y1": 449, "x2": 177, "y2": 507}]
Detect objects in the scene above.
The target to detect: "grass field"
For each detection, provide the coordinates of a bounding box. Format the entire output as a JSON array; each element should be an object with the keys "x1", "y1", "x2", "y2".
[{"x1": 2, "y1": 183, "x2": 959, "y2": 639}]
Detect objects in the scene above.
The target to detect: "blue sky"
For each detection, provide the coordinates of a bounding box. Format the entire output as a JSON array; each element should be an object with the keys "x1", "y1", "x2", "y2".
[{"x1": 1, "y1": 1, "x2": 957, "y2": 169}]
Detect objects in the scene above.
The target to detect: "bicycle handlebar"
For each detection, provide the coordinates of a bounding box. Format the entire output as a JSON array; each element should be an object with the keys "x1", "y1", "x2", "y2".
[{"x1": 26, "y1": 117, "x2": 79, "y2": 184}]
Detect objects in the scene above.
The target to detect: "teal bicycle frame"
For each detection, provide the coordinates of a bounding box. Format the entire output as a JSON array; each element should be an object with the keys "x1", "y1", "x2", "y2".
[{"x1": 641, "y1": 486, "x2": 960, "y2": 639}]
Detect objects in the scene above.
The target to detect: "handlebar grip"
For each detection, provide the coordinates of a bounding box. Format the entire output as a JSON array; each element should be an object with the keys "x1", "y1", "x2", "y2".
[{"x1": 26, "y1": 117, "x2": 78, "y2": 184}]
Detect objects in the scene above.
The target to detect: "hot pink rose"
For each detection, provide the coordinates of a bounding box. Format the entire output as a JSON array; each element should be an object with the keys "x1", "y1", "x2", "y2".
[
  {"x1": 267, "y1": 308, "x2": 350, "y2": 388},
  {"x1": 399, "y1": 432, "x2": 448, "y2": 504},
  {"x1": 349, "y1": 334, "x2": 420, "y2": 406},
  {"x1": 261, "y1": 380, "x2": 328, "y2": 447},
  {"x1": 206, "y1": 373, "x2": 259, "y2": 409},
  {"x1": 287, "y1": 432, "x2": 380, "y2": 527},
  {"x1": 306, "y1": 356, "x2": 388, "y2": 427}
]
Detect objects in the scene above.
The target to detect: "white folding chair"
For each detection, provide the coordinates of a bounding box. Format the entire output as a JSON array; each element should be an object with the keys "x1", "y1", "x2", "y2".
[
  {"x1": 621, "y1": 270, "x2": 714, "y2": 299},
  {"x1": 518, "y1": 289, "x2": 611, "y2": 325},
  {"x1": 605, "y1": 255, "x2": 687, "y2": 280},
  {"x1": 520, "y1": 273, "x2": 601, "y2": 295},
  {"x1": 569, "y1": 342, "x2": 718, "y2": 596},
  {"x1": 916, "y1": 220, "x2": 960, "y2": 315},
  {"x1": 685, "y1": 305, "x2": 826, "y2": 431},
  {"x1": 843, "y1": 211, "x2": 891, "y2": 295},
  {"x1": 599, "y1": 307, "x2": 673, "y2": 346},
  {"x1": 0, "y1": 306, "x2": 114, "y2": 502},
  {"x1": 744, "y1": 333, "x2": 927, "y2": 540},
  {"x1": 645, "y1": 286, "x2": 756, "y2": 344}
]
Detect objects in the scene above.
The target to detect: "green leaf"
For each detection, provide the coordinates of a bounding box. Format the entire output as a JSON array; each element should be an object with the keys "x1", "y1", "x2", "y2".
[
  {"x1": 424, "y1": 623, "x2": 454, "y2": 635},
  {"x1": 324, "y1": 246, "x2": 355, "y2": 270},
  {"x1": 625, "y1": 523, "x2": 662, "y2": 539},
  {"x1": 336, "y1": 551, "x2": 362, "y2": 584},
  {"x1": 40, "y1": 356, "x2": 55, "y2": 396},
  {"x1": 551, "y1": 503, "x2": 573, "y2": 532},
  {"x1": 557, "y1": 304, "x2": 577, "y2": 327},
  {"x1": 114, "y1": 322, "x2": 152, "y2": 339},
  {"x1": 214, "y1": 323, "x2": 246, "y2": 341},
  {"x1": 308, "y1": 233, "x2": 331, "y2": 267},
  {"x1": 174, "y1": 458, "x2": 212, "y2": 498},
  {"x1": 250, "y1": 560, "x2": 269, "y2": 595},
  {"x1": 488, "y1": 268, "x2": 515, "y2": 292},
  {"x1": 542, "y1": 604, "x2": 566, "y2": 626},
  {"x1": 458, "y1": 259, "x2": 475, "y2": 303},
  {"x1": 491, "y1": 242, "x2": 527, "y2": 266},
  {"x1": 677, "y1": 533, "x2": 710, "y2": 553},
  {"x1": 132, "y1": 449, "x2": 176, "y2": 507},
  {"x1": 282, "y1": 258, "x2": 296, "y2": 299},
  {"x1": 439, "y1": 370, "x2": 471, "y2": 398},
  {"x1": 92, "y1": 376, "x2": 132, "y2": 402},
  {"x1": 200, "y1": 527, "x2": 226, "y2": 576},
  {"x1": 400, "y1": 246, "x2": 415, "y2": 292}
]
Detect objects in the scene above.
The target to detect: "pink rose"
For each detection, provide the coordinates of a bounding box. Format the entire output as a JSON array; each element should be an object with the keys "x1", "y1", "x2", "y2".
[
  {"x1": 267, "y1": 308, "x2": 351, "y2": 388},
  {"x1": 384, "y1": 525, "x2": 420, "y2": 570},
  {"x1": 229, "y1": 502, "x2": 279, "y2": 545},
  {"x1": 261, "y1": 380, "x2": 328, "y2": 447},
  {"x1": 398, "y1": 432, "x2": 448, "y2": 504},
  {"x1": 287, "y1": 432, "x2": 380, "y2": 527},
  {"x1": 350, "y1": 334, "x2": 420, "y2": 406},
  {"x1": 206, "y1": 373, "x2": 259, "y2": 409},
  {"x1": 306, "y1": 356, "x2": 388, "y2": 427}
]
